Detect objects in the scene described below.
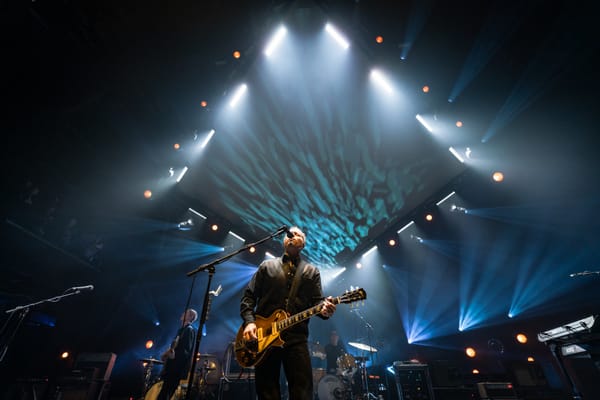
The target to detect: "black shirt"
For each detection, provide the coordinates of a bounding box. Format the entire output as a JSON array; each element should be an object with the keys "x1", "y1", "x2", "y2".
[{"x1": 240, "y1": 255, "x2": 325, "y2": 345}]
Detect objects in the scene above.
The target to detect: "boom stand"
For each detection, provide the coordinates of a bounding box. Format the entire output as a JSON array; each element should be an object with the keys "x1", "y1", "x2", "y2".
[
  {"x1": 182, "y1": 226, "x2": 290, "y2": 400},
  {"x1": 1, "y1": 288, "x2": 89, "y2": 363}
]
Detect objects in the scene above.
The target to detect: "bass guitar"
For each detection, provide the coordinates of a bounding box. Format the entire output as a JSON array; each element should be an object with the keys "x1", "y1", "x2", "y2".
[{"x1": 234, "y1": 288, "x2": 366, "y2": 367}]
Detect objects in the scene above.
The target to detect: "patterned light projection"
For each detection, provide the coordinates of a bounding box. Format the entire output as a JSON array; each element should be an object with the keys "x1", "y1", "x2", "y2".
[{"x1": 182, "y1": 30, "x2": 464, "y2": 266}]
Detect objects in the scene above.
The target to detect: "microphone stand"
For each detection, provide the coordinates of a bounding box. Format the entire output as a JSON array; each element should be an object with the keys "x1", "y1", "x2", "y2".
[
  {"x1": 351, "y1": 309, "x2": 377, "y2": 400},
  {"x1": 182, "y1": 226, "x2": 288, "y2": 400},
  {"x1": 1, "y1": 288, "x2": 88, "y2": 363}
]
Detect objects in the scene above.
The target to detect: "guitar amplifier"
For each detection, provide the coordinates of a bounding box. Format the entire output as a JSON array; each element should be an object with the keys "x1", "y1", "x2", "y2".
[
  {"x1": 223, "y1": 341, "x2": 255, "y2": 380},
  {"x1": 74, "y1": 352, "x2": 117, "y2": 381},
  {"x1": 393, "y1": 362, "x2": 435, "y2": 400}
]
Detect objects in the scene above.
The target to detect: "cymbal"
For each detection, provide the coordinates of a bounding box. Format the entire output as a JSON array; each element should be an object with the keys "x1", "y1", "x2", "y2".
[
  {"x1": 197, "y1": 353, "x2": 215, "y2": 357},
  {"x1": 140, "y1": 358, "x2": 163, "y2": 364},
  {"x1": 348, "y1": 342, "x2": 378, "y2": 352},
  {"x1": 309, "y1": 342, "x2": 326, "y2": 359}
]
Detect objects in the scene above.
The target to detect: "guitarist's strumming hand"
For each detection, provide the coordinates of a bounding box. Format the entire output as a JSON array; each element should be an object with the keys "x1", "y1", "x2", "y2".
[
  {"x1": 243, "y1": 322, "x2": 258, "y2": 341},
  {"x1": 321, "y1": 296, "x2": 337, "y2": 318}
]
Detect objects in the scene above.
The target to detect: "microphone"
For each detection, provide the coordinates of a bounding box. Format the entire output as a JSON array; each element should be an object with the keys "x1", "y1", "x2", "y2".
[
  {"x1": 70, "y1": 285, "x2": 94, "y2": 292},
  {"x1": 281, "y1": 225, "x2": 294, "y2": 238}
]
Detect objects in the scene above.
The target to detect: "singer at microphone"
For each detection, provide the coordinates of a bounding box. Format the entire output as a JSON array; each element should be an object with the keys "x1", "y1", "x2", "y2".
[{"x1": 281, "y1": 225, "x2": 294, "y2": 238}]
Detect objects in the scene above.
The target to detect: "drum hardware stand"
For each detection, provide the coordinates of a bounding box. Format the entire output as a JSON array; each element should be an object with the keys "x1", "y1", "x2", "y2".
[
  {"x1": 184, "y1": 225, "x2": 291, "y2": 400},
  {"x1": 349, "y1": 309, "x2": 378, "y2": 400}
]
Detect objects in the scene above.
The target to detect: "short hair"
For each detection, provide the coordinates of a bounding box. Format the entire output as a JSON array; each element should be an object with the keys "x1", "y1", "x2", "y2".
[{"x1": 187, "y1": 309, "x2": 198, "y2": 323}]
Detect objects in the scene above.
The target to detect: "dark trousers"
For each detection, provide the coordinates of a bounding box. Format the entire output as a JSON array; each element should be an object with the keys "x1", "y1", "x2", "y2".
[{"x1": 256, "y1": 342, "x2": 313, "y2": 400}]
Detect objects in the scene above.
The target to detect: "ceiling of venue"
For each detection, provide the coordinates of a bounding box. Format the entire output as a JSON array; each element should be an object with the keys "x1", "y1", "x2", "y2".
[{"x1": 3, "y1": 0, "x2": 600, "y2": 397}]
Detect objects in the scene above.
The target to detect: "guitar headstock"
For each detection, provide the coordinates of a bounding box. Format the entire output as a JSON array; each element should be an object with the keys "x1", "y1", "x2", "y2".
[{"x1": 337, "y1": 288, "x2": 366, "y2": 304}]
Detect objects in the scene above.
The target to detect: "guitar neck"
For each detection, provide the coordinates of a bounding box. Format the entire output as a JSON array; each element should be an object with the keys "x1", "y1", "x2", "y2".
[{"x1": 276, "y1": 297, "x2": 340, "y2": 332}]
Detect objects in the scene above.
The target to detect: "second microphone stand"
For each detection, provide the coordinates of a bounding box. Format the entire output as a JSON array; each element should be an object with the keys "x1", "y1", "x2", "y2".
[{"x1": 182, "y1": 226, "x2": 289, "y2": 400}]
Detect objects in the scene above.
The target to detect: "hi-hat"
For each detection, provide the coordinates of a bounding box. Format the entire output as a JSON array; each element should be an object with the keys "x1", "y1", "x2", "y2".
[
  {"x1": 140, "y1": 358, "x2": 163, "y2": 364},
  {"x1": 348, "y1": 342, "x2": 378, "y2": 352}
]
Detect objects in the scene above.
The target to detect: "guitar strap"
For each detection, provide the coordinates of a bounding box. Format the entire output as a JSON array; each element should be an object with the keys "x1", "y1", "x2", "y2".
[{"x1": 285, "y1": 259, "x2": 306, "y2": 312}]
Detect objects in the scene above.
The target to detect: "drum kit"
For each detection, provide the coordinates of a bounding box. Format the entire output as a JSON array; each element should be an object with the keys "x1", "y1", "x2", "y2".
[
  {"x1": 313, "y1": 341, "x2": 380, "y2": 400},
  {"x1": 140, "y1": 354, "x2": 220, "y2": 400}
]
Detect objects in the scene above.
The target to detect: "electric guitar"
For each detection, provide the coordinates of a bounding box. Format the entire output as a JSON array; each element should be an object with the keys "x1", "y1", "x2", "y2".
[{"x1": 234, "y1": 288, "x2": 367, "y2": 367}]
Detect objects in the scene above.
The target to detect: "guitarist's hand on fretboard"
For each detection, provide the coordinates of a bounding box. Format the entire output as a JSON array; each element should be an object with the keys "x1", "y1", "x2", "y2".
[{"x1": 320, "y1": 296, "x2": 337, "y2": 318}]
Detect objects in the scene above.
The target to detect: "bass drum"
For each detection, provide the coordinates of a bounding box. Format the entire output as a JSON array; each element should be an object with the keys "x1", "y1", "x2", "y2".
[
  {"x1": 318, "y1": 374, "x2": 346, "y2": 400},
  {"x1": 144, "y1": 381, "x2": 183, "y2": 400}
]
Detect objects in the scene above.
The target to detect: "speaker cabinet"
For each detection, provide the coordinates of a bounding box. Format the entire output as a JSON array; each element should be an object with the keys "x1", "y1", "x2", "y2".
[
  {"x1": 393, "y1": 362, "x2": 435, "y2": 400},
  {"x1": 218, "y1": 378, "x2": 256, "y2": 400}
]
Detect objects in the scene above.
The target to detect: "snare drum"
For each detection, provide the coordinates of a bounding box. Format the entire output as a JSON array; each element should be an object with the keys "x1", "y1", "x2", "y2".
[
  {"x1": 336, "y1": 354, "x2": 356, "y2": 377},
  {"x1": 318, "y1": 374, "x2": 346, "y2": 400}
]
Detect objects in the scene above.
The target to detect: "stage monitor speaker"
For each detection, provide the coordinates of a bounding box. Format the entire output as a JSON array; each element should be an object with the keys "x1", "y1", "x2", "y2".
[
  {"x1": 393, "y1": 362, "x2": 435, "y2": 400},
  {"x1": 218, "y1": 378, "x2": 256, "y2": 400},
  {"x1": 476, "y1": 382, "x2": 517, "y2": 400},
  {"x1": 74, "y1": 352, "x2": 117, "y2": 381}
]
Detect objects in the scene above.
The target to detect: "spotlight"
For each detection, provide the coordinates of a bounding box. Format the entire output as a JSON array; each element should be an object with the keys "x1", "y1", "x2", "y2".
[
  {"x1": 527, "y1": 356, "x2": 535, "y2": 362},
  {"x1": 60, "y1": 351, "x2": 69, "y2": 359},
  {"x1": 465, "y1": 147, "x2": 472, "y2": 159},
  {"x1": 375, "y1": 35, "x2": 383, "y2": 44},
  {"x1": 465, "y1": 347, "x2": 476, "y2": 358},
  {"x1": 143, "y1": 190, "x2": 152, "y2": 199},
  {"x1": 264, "y1": 25, "x2": 287, "y2": 57},
  {"x1": 325, "y1": 23, "x2": 350, "y2": 49},
  {"x1": 362, "y1": 245, "x2": 378, "y2": 258},
  {"x1": 200, "y1": 129, "x2": 216, "y2": 149},
  {"x1": 449, "y1": 146, "x2": 465, "y2": 163},
  {"x1": 516, "y1": 333, "x2": 528, "y2": 344},
  {"x1": 173, "y1": 143, "x2": 180, "y2": 150},
  {"x1": 456, "y1": 121, "x2": 463, "y2": 127},
  {"x1": 416, "y1": 114, "x2": 433, "y2": 133},
  {"x1": 229, "y1": 83, "x2": 248, "y2": 108},
  {"x1": 422, "y1": 85, "x2": 430, "y2": 93},
  {"x1": 410, "y1": 234, "x2": 423, "y2": 243},
  {"x1": 154, "y1": 321, "x2": 160, "y2": 326},
  {"x1": 200, "y1": 100, "x2": 207, "y2": 107},
  {"x1": 145, "y1": 340, "x2": 154, "y2": 349},
  {"x1": 436, "y1": 191, "x2": 456, "y2": 206},
  {"x1": 249, "y1": 246, "x2": 256, "y2": 253},
  {"x1": 356, "y1": 262, "x2": 363, "y2": 269},
  {"x1": 211, "y1": 224, "x2": 219, "y2": 231},
  {"x1": 397, "y1": 221, "x2": 414, "y2": 234},
  {"x1": 370, "y1": 69, "x2": 393, "y2": 94},
  {"x1": 176, "y1": 166, "x2": 189, "y2": 183},
  {"x1": 472, "y1": 369, "x2": 480, "y2": 374},
  {"x1": 233, "y1": 50, "x2": 241, "y2": 59},
  {"x1": 178, "y1": 219, "x2": 194, "y2": 231},
  {"x1": 388, "y1": 239, "x2": 396, "y2": 247},
  {"x1": 425, "y1": 213, "x2": 433, "y2": 222},
  {"x1": 449, "y1": 204, "x2": 468, "y2": 214},
  {"x1": 492, "y1": 171, "x2": 504, "y2": 182},
  {"x1": 168, "y1": 167, "x2": 174, "y2": 177}
]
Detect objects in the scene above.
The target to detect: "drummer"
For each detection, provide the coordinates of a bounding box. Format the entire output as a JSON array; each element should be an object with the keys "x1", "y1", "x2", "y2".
[{"x1": 325, "y1": 330, "x2": 346, "y2": 374}]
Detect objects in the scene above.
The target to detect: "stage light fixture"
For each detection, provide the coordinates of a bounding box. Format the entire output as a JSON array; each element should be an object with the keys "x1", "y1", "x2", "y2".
[
  {"x1": 375, "y1": 35, "x2": 383, "y2": 44},
  {"x1": 516, "y1": 333, "x2": 528, "y2": 344},
  {"x1": 422, "y1": 85, "x2": 430, "y2": 93},
  {"x1": 492, "y1": 171, "x2": 504, "y2": 182},
  {"x1": 456, "y1": 121, "x2": 463, "y2": 127},
  {"x1": 472, "y1": 369, "x2": 480, "y2": 374},
  {"x1": 436, "y1": 191, "x2": 456, "y2": 206},
  {"x1": 416, "y1": 114, "x2": 433, "y2": 133},
  {"x1": 425, "y1": 213, "x2": 433, "y2": 222},
  {"x1": 356, "y1": 262, "x2": 363, "y2": 269},
  {"x1": 168, "y1": 167, "x2": 174, "y2": 177},
  {"x1": 154, "y1": 321, "x2": 160, "y2": 326},
  {"x1": 233, "y1": 50, "x2": 241, "y2": 59},
  {"x1": 173, "y1": 143, "x2": 180, "y2": 150},
  {"x1": 362, "y1": 245, "x2": 378, "y2": 258},
  {"x1": 370, "y1": 69, "x2": 393, "y2": 94},
  {"x1": 264, "y1": 25, "x2": 287, "y2": 57},
  {"x1": 449, "y1": 204, "x2": 468, "y2": 214},
  {"x1": 228, "y1": 230, "x2": 245, "y2": 242},
  {"x1": 211, "y1": 224, "x2": 219, "y2": 231},
  {"x1": 409, "y1": 234, "x2": 423, "y2": 243},
  {"x1": 449, "y1": 147, "x2": 465, "y2": 163},
  {"x1": 176, "y1": 166, "x2": 189, "y2": 183},
  {"x1": 61, "y1": 351, "x2": 69, "y2": 359},
  {"x1": 143, "y1": 190, "x2": 152, "y2": 199},
  {"x1": 229, "y1": 83, "x2": 247, "y2": 108},
  {"x1": 388, "y1": 239, "x2": 396, "y2": 247},
  {"x1": 465, "y1": 347, "x2": 476, "y2": 358},
  {"x1": 200, "y1": 100, "x2": 207, "y2": 107},
  {"x1": 177, "y1": 219, "x2": 194, "y2": 231},
  {"x1": 200, "y1": 129, "x2": 216, "y2": 149},
  {"x1": 465, "y1": 147, "x2": 472, "y2": 158},
  {"x1": 249, "y1": 246, "x2": 256, "y2": 253},
  {"x1": 397, "y1": 221, "x2": 414, "y2": 234},
  {"x1": 325, "y1": 23, "x2": 350, "y2": 49},
  {"x1": 265, "y1": 251, "x2": 275, "y2": 259},
  {"x1": 527, "y1": 356, "x2": 535, "y2": 362},
  {"x1": 145, "y1": 340, "x2": 154, "y2": 349}
]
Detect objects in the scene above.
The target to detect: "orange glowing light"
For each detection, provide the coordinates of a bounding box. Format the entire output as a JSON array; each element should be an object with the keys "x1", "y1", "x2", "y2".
[
  {"x1": 200, "y1": 101, "x2": 207, "y2": 107},
  {"x1": 61, "y1": 351, "x2": 69, "y2": 359},
  {"x1": 388, "y1": 239, "x2": 396, "y2": 246},
  {"x1": 465, "y1": 347, "x2": 476, "y2": 358},
  {"x1": 492, "y1": 171, "x2": 504, "y2": 182},
  {"x1": 472, "y1": 369, "x2": 480, "y2": 374},
  {"x1": 375, "y1": 36, "x2": 384, "y2": 44},
  {"x1": 456, "y1": 121, "x2": 463, "y2": 127},
  {"x1": 233, "y1": 50, "x2": 241, "y2": 59},
  {"x1": 145, "y1": 340, "x2": 154, "y2": 349},
  {"x1": 425, "y1": 213, "x2": 433, "y2": 222},
  {"x1": 422, "y1": 85, "x2": 430, "y2": 93},
  {"x1": 211, "y1": 224, "x2": 218, "y2": 231},
  {"x1": 249, "y1": 246, "x2": 256, "y2": 253},
  {"x1": 527, "y1": 356, "x2": 535, "y2": 362},
  {"x1": 143, "y1": 190, "x2": 152, "y2": 199},
  {"x1": 516, "y1": 333, "x2": 528, "y2": 344},
  {"x1": 173, "y1": 143, "x2": 180, "y2": 150}
]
